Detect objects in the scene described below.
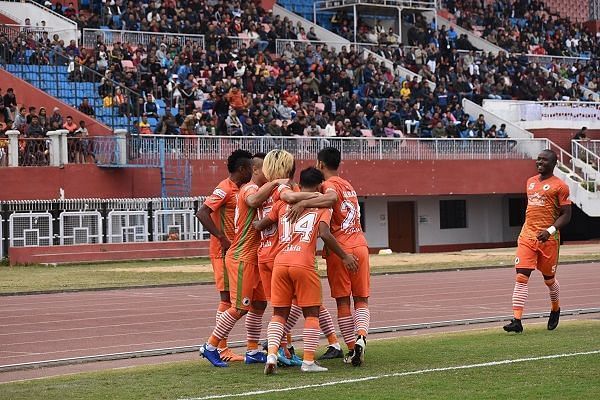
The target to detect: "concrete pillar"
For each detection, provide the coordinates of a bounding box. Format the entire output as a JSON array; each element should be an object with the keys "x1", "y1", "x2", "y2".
[
  {"x1": 46, "y1": 130, "x2": 62, "y2": 167},
  {"x1": 114, "y1": 129, "x2": 128, "y2": 166},
  {"x1": 56, "y1": 129, "x2": 69, "y2": 165},
  {"x1": 6, "y1": 130, "x2": 20, "y2": 167}
]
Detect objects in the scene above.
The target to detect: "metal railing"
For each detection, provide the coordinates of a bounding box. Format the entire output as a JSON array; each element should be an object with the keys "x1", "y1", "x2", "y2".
[
  {"x1": 524, "y1": 54, "x2": 593, "y2": 66},
  {"x1": 124, "y1": 135, "x2": 547, "y2": 162},
  {"x1": 579, "y1": 140, "x2": 600, "y2": 156},
  {"x1": 0, "y1": 137, "x2": 9, "y2": 167},
  {"x1": 82, "y1": 28, "x2": 205, "y2": 50},
  {"x1": 572, "y1": 140, "x2": 600, "y2": 184},
  {"x1": 315, "y1": 0, "x2": 438, "y2": 10},
  {"x1": 0, "y1": 24, "x2": 75, "y2": 43},
  {"x1": 18, "y1": 137, "x2": 50, "y2": 166}
]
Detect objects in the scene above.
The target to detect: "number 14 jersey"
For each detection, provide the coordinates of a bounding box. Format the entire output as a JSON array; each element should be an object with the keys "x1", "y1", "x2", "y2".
[
  {"x1": 322, "y1": 176, "x2": 368, "y2": 249},
  {"x1": 268, "y1": 202, "x2": 332, "y2": 270}
]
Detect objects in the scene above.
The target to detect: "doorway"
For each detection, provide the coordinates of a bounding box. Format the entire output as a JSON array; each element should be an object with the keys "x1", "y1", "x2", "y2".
[{"x1": 387, "y1": 201, "x2": 416, "y2": 253}]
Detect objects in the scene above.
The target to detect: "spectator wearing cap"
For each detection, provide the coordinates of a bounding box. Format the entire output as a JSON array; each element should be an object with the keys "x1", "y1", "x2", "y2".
[{"x1": 49, "y1": 107, "x2": 64, "y2": 130}]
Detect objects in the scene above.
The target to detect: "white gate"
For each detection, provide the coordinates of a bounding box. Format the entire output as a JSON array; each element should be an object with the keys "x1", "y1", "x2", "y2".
[
  {"x1": 107, "y1": 211, "x2": 148, "y2": 243},
  {"x1": 153, "y1": 209, "x2": 195, "y2": 241},
  {"x1": 9, "y1": 212, "x2": 53, "y2": 247},
  {"x1": 59, "y1": 211, "x2": 103, "y2": 245},
  {"x1": 193, "y1": 217, "x2": 211, "y2": 241}
]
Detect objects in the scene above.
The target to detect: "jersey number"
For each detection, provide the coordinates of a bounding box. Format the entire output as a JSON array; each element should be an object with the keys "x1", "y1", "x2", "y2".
[
  {"x1": 341, "y1": 200, "x2": 360, "y2": 231},
  {"x1": 259, "y1": 206, "x2": 277, "y2": 239},
  {"x1": 280, "y1": 212, "x2": 317, "y2": 243}
]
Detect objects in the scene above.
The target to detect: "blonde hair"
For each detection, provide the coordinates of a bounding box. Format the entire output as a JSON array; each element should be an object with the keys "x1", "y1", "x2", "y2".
[{"x1": 262, "y1": 149, "x2": 295, "y2": 181}]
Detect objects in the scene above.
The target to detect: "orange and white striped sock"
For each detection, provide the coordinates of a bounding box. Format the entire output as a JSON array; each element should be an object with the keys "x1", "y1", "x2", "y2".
[
  {"x1": 216, "y1": 301, "x2": 231, "y2": 349},
  {"x1": 319, "y1": 306, "x2": 339, "y2": 346},
  {"x1": 337, "y1": 303, "x2": 355, "y2": 350},
  {"x1": 302, "y1": 316, "x2": 320, "y2": 362},
  {"x1": 354, "y1": 301, "x2": 370, "y2": 337},
  {"x1": 245, "y1": 308, "x2": 264, "y2": 351},
  {"x1": 267, "y1": 315, "x2": 286, "y2": 356},
  {"x1": 545, "y1": 277, "x2": 560, "y2": 311},
  {"x1": 208, "y1": 308, "x2": 242, "y2": 348},
  {"x1": 512, "y1": 273, "x2": 529, "y2": 319},
  {"x1": 281, "y1": 303, "x2": 302, "y2": 347}
]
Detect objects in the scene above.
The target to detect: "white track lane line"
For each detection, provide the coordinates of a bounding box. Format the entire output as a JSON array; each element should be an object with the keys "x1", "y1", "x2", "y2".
[{"x1": 179, "y1": 350, "x2": 600, "y2": 400}]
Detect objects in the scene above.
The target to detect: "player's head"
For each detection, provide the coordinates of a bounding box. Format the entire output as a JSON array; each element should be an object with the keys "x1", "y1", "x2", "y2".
[
  {"x1": 262, "y1": 149, "x2": 295, "y2": 181},
  {"x1": 299, "y1": 167, "x2": 324, "y2": 192},
  {"x1": 536, "y1": 149, "x2": 557, "y2": 176},
  {"x1": 317, "y1": 147, "x2": 341, "y2": 172},
  {"x1": 252, "y1": 152, "x2": 268, "y2": 186},
  {"x1": 227, "y1": 149, "x2": 253, "y2": 184}
]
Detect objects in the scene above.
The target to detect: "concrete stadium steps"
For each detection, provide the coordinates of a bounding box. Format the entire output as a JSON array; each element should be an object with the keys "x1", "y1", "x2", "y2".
[{"x1": 8, "y1": 241, "x2": 209, "y2": 266}]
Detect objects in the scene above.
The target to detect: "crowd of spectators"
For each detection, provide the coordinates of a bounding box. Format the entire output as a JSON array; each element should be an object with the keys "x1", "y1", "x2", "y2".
[
  {"x1": 6, "y1": 0, "x2": 600, "y2": 140},
  {"x1": 444, "y1": 0, "x2": 600, "y2": 91},
  {"x1": 0, "y1": 88, "x2": 92, "y2": 165}
]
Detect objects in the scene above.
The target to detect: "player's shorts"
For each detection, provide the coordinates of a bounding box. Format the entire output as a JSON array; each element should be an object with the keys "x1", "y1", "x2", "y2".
[
  {"x1": 225, "y1": 255, "x2": 266, "y2": 310},
  {"x1": 258, "y1": 261, "x2": 275, "y2": 301},
  {"x1": 210, "y1": 256, "x2": 229, "y2": 292},
  {"x1": 325, "y1": 245, "x2": 370, "y2": 299},
  {"x1": 271, "y1": 265, "x2": 322, "y2": 308},
  {"x1": 515, "y1": 237, "x2": 560, "y2": 277}
]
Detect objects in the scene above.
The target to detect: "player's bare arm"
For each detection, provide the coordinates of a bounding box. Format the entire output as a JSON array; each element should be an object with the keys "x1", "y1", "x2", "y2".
[
  {"x1": 196, "y1": 204, "x2": 231, "y2": 251},
  {"x1": 245, "y1": 179, "x2": 289, "y2": 208},
  {"x1": 287, "y1": 191, "x2": 337, "y2": 222},
  {"x1": 252, "y1": 216, "x2": 276, "y2": 232},
  {"x1": 318, "y1": 221, "x2": 358, "y2": 272},
  {"x1": 537, "y1": 204, "x2": 572, "y2": 242}
]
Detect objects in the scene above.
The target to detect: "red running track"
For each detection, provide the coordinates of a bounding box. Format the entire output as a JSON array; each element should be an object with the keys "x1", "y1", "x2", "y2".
[{"x1": 1, "y1": 263, "x2": 599, "y2": 367}]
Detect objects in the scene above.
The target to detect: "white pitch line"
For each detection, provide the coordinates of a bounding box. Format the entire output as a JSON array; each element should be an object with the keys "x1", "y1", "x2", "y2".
[{"x1": 179, "y1": 350, "x2": 600, "y2": 400}]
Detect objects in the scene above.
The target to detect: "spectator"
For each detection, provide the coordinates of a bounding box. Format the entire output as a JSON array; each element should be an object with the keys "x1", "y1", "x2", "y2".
[
  {"x1": 267, "y1": 118, "x2": 282, "y2": 136},
  {"x1": 496, "y1": 123, "x2": 508, "y2": 138},
  {"x1": 49, "y1": 107, "x2": 63, "y2": 130},
  {"x1": 13, "y1": 107, "x2": 28, "y2": 132},
  {"x1": 225, "y1": 109, "x2": 243, "y2": 135},
  {"x1": 63, "y1": 115, "x2": 78, "y2": 134},
  {"x1": 78, "y1": 98, "x2": 95, "y2": 116},
  {"x1": 138, "y1": 114, "x2": 153, "y2": 135},
  {"x1": 0, "y1": 88, "x2": 9, "y2": 122},
  {"x1": 573, "y1": 127, "x2": 588, "y2": 140},
  {"x1": 143, "y1": 93, "x2": 159, "y2": 118},
  {"x1": 26, "y1": 106, "x2": 37, "y2": 124},
  {"x1": 3, "y1": 88, "x2": 17, "y2": 118},
  {"x1": 304, "y1": 119, "x2": 321, "y2": 136},
  {"x1": 432, "y1": 121, "x2": 447, "y2": 138}
]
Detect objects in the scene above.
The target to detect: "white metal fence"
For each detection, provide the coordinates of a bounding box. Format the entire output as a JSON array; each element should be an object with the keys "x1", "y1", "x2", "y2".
[
  {"x1": 0, "y1": 197, "x2": 210, "y2": 259},
  {"x1": 129, "y1": 135, "x2": 547, "y2": 162},
  {"x1": 82, "y1": 28, "x2": 205, "y2": 50}
]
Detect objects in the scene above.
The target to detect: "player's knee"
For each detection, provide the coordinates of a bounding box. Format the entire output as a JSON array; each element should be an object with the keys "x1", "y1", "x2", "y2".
[
  {"x1": 235, "y1": 308, "x2": 248, "y2": 317},
  {"x1": 302, "y1": 306, "x2": 320, "y2": 318},
  {"x1": 220, "y1": 291, "x2": 231, "y2": 302},
  {"x1": 335, "y1": 297, "x2": 351, "y2": 307},
  {"x1": 515, "y1": 273, "x2": 529, "y2": 284},
  {"x1": 250, "y1": 300, "x2": 267, "y2": 311},
  {"x1": 353, "y1": 296, "x2": 369, "y2": 307},
  {"x1": 543, "y1": 276, "x2": 556, "y2": 286}
]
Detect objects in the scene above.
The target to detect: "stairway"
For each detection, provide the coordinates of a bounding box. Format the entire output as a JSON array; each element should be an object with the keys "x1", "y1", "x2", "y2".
[{"x1": 161, "y1": 159, "x2": 192, "y2": 198}]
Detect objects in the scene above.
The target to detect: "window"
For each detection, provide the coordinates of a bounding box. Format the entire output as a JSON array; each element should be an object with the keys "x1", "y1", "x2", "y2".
[
  {"x1": 508, "y1": 197, "x2": 527, "y2": 227},
  {"x1": 358, "y1": 202, "x2": 365, "y2": 232},
  {"x1": 439, "y1": 200, "x2": 467, "y2": 229}
]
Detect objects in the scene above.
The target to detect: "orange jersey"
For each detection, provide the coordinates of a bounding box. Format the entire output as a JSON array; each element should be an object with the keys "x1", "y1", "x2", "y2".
[
  {"x1": 226, "y1": 181, "x2": 261, "y2": 263},
  {"x1": 322, "y1": 176, "x2": 367, "y2": 249},
  {"x1": 257, "y1": 184, "x2": 297, "y2": 263},
  {"x1": 203, "y1": 178, "x2": 239, "y2": 258},
  {"x1": 520, "y1": 175, "x2": 571, "y2": 241},
  {"x1": 269, "y1": 201, "x2": 332, "y2": 270}
]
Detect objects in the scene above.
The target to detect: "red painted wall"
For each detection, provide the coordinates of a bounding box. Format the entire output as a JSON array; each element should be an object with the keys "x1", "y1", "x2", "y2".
[
  {"x1": 530, "y1": 128, "x2": 600, "y2": 153},
  {"x1": 0, "y1": 159, "x2": 535, "y2": 200},
  {"x1": 0, "y1": 69, "x2": 112, "y2": 135},
  {"x1": 0, "y1": 13, "x2": 17, "y2": 24},
  {"x1": 260, "y1": 0, "x2": 276, "y2": 11}
]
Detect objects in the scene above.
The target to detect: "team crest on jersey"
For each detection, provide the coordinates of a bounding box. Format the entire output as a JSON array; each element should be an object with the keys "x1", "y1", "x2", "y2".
[
  {"x1": 242, "y1": 297, "x2": 251, "y2": 306},
  {"x1": 528, "y1": 182, "x2": 535, "y2": 190},
  {"x1": 514, "y1": 257, "x2": 520, "y2": 265},
  {"x1": 543, "y1": 184, "x2": 550, "y2": 191},
  {"x1": 212, "y1": 188, "x2": 227, "y2": 198}
]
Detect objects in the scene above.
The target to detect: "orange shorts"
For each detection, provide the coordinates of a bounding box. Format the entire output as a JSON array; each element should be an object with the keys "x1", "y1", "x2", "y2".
[
  {"x1": 325, "y1": 245, "x2": 370, "y2": 299},
  {"x1": 258, "y1": 261, "x2": 274, "y2": 300},
  {"x1": 225, "y1": 255, "x2": 266, "y2": 310},
  {"x1": 271, "y1": 265, "x2": 322, "y2": 308},
  {"x1": 515, "y1": 237, "x2": 560, "y2": 277},
  {"x1": 210, "y1": 256, "x2": 229, "y2": 292}
]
